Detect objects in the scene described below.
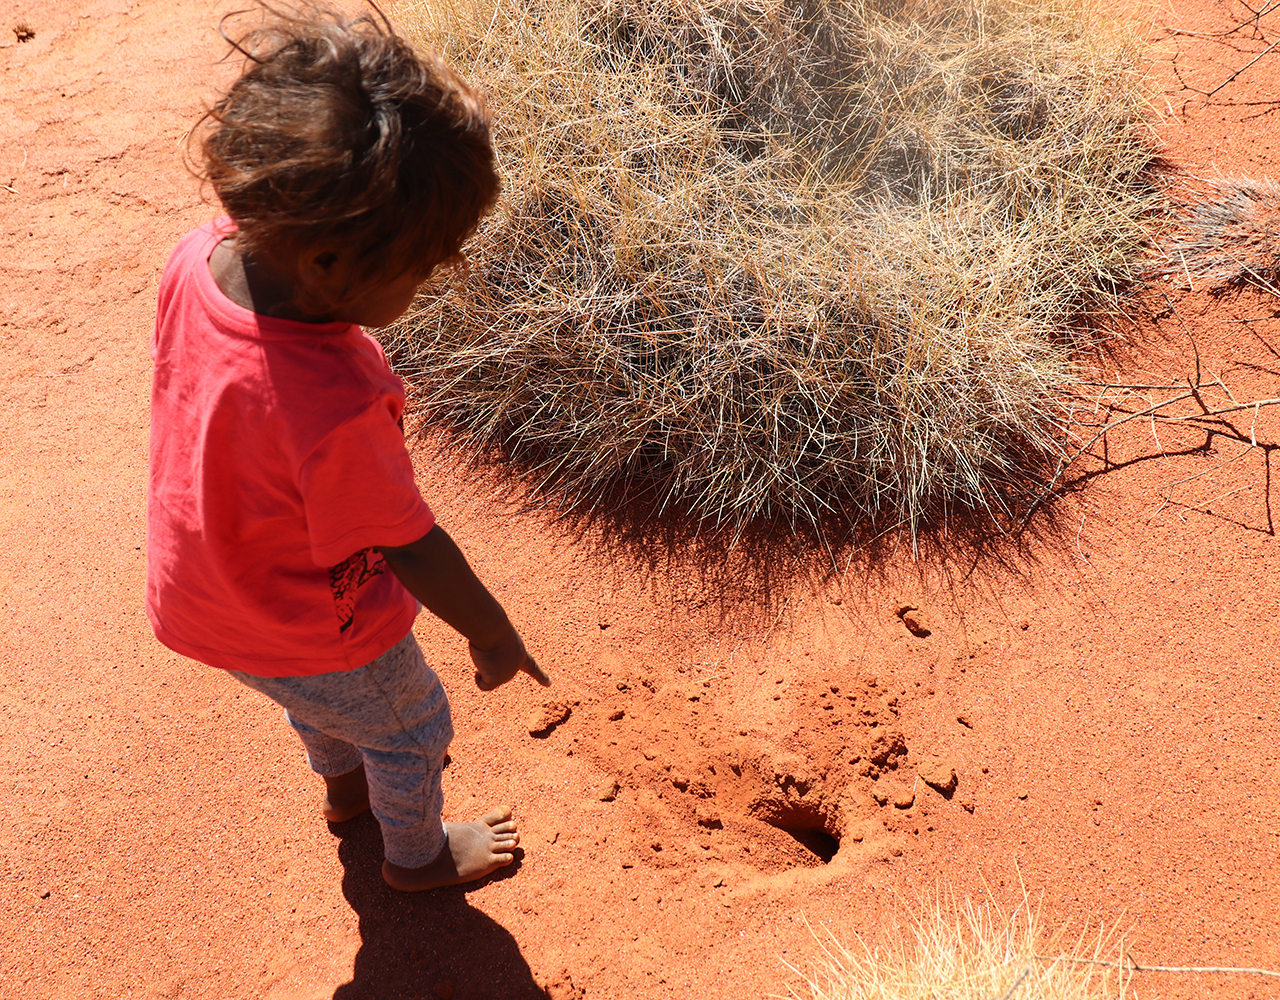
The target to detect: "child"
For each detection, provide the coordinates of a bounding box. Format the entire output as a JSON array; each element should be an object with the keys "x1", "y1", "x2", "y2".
[{"x1": 146, "y1": 2, "x2": 550, "y2": 892}]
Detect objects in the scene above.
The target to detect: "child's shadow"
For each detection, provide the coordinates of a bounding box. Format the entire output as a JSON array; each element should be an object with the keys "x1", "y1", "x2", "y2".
[{"x1": 330, "y1": 814, "x2": 547, "y2": 1000}]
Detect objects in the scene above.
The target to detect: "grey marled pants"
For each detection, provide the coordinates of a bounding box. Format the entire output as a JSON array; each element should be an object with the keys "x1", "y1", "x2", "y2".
[{"x1": 228, "y1": 631, "x2": 452, "y2": 868}]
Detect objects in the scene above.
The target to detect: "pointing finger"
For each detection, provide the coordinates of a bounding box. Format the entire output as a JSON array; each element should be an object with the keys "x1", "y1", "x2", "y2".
[{"x1": 522, "y1": 657, "x2": 552, "y2": 687}]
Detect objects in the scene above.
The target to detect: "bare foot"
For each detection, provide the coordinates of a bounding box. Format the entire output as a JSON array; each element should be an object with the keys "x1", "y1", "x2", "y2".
[
  {"x1": 381, "y1": 806, "x2": 519, "y2": 891},
  {"x1": 321, "y1": 763, "x2": 370, "y2": 823}
]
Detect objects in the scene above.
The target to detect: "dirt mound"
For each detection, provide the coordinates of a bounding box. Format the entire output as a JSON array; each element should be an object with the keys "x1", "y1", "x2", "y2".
[{"x1": 566, "y1": 670, "x2": 909, "y2": 871}]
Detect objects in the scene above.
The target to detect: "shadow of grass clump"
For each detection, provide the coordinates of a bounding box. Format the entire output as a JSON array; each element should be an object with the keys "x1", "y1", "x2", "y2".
[
  {"x1": 387, "y1": 0, "x2": 1160, "y2": 544},
  {"x1": 403, "y1": 424, "x2": 1077, "y2": 627}
]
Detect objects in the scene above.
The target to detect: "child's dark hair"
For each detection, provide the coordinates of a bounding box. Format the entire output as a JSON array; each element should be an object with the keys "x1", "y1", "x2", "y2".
[{"x1": 198, "y1": 2, "x2": 499, "y2": 293}]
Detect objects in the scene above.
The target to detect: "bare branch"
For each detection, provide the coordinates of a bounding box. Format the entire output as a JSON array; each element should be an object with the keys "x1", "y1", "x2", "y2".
[
  {"x1": 1037, "y1": 954, "x2": 1280, "y2": 980},
  {"x1": 1020, "y1": 353, "x2": 1280, "y2": 529}
]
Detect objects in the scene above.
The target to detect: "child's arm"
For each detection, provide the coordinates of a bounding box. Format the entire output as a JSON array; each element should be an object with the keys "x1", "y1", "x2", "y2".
[{"x1": 377, "y1": 526, "x2": 551, "y2": 690}]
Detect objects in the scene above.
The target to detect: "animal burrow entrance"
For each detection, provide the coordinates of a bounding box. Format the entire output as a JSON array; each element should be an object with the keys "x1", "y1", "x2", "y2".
[
  {"x1": 729, "y1": 754, "x2": 850, "y2": 867},
  {"x1": 599, "y1": 675, "x2": 906, "y2": 872},
  {"x1": 750, "y1": 799, "x2": 843, "y2": 865},
  {"x1": 772, "y1": 812, "x2": 841, "y2": 863}
]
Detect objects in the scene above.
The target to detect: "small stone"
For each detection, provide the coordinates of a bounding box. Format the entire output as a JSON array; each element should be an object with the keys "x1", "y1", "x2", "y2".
[
  {"x1": 711, "y1": 875, "x2": 725, "y2": 887},
  {"x1": 527, "y1": 700, "x2": 571, "y2": 736},
  {"x1": 956, "y1": 713, "x2": 973, "y2": 729},
  {"x1": 38, "y1": 889, "x2": 50, "y2": 900},
  {"x1": 918, "y1": 756, "x2": 959, "y2": 797},
  {"x1": 695, "y1": 802, "x2": 722, "y2": 828},
  {"x1": 893, "y1": 788, "x2": 915, "y2": 809},
  {"x1": 867, "y1": 728, "x2": 907, "y2": 767},
  {"x1": 900, "y1": 609, "x2": 932, "y2": 637},
  {"x1": 608, "y1": 708, "x2": 624, "y2": 721},
  {"x1": 960, "y1": 799, "x2": 976, "y2": 814},
  {"x1": 596, "y1": 779, "x2": 620, "y2": 802},
  {"x1": 432, "y1": 982, "x2": 454, "y2": 1000},
  {"x1": 872, "y1": 787, "x2": 889, "y2": 806},
  {"x1": 543, "y1": 828, "x2": 560, "y2": 843},
  {"x1": 892, "y1": 597, "x2": 918, "y2": 617},
  {"x1": 1017, "y1": 790, "x2": 1028, "y2": 800}
]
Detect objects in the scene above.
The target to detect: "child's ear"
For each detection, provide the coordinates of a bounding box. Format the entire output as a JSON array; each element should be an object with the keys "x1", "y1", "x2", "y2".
[{"x1": 296, "y1": 246, "x2": 345, "y2": 287}]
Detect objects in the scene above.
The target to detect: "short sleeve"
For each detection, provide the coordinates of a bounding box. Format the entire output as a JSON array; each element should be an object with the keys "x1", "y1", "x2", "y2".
[{"x1": 299, "y1": 399, "x2": 435, "y2": 567}]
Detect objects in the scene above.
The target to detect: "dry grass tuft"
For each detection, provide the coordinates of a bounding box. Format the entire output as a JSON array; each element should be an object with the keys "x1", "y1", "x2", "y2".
[
  {"x1": 387, "y1": 0, "x2": 1158, "y2": 540},
  {"x1": 1160, "y1": 175, "x2": 1280, "y2": 291},
  {"x1": 785, "y1": 897, "x2": 1127, "y2": 1000}
]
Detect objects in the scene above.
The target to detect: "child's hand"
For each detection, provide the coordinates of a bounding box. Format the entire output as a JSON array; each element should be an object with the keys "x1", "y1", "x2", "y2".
[
  {"x1": 379, "y1": 525, "x2": 552, "y2": 690},
  {"x1": 470, "y1": 625, "x2": 551, "y2": 691}
]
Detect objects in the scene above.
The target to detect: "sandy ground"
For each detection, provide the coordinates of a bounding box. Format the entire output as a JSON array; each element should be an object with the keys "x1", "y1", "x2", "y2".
[{"x1": 2, "y1": 0, "x2": 1278, "y2": 998}]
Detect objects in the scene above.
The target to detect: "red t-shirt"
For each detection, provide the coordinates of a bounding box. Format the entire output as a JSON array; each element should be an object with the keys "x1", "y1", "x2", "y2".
[{"x1": 146, "y1": 220, "x2": 435, "y2": 676}]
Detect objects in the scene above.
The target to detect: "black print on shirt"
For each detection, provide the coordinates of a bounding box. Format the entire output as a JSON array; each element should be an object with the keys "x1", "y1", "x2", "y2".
[{"x1": 329, "y1": 547, "x2": 386, "y2": 633}]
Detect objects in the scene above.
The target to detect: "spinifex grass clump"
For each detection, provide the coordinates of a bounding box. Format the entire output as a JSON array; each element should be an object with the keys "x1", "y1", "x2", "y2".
[
  {"x1": 788, "y1": 897, "x2": 1127, "y2": 1000},
  {"x1": 388, "y1": 0, "x2": 1157, "y2": 537},
  {"x1": 1161, "y1": 176, "x2": 1280, "y2": 290}
]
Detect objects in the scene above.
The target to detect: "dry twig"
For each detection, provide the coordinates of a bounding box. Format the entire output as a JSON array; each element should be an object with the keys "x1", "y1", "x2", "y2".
[
  {"x1": 1038, "y1": 953, "x2": 1280, "y2": 980},
  {"x1": 1021, "y1": 357, "x2": 1280, "y2": 527}
]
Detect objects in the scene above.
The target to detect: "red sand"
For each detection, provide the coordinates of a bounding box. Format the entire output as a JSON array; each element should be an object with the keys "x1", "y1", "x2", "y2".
[{"x1": 2, "y1": 1, "x2": 1277, "y2": 998}]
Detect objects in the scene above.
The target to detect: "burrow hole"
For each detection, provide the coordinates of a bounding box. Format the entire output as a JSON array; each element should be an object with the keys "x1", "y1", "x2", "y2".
[{"x1": 762, "y1": 804, "x2": 841, "y2": 864}]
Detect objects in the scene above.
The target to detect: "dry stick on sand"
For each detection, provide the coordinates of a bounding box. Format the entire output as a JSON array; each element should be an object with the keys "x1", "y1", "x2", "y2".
[
  {"x1": 1164, "y1": 0, "x2": 1280, "y2": 40},
  {"x1": 1166, "y1": 0, "x2": 1280, "y2": 100},
  {"x1": 1021, "y1": 335, "x2": 1280, "y2": 528},
  {"x1": 1172, "y1": 36, "x2": 1280, "y2": 99},
  {"x1": 1037, "y1": 953, "x2": 1280, "y2": 981},
  {"x1": 1030, "y1": 387, "x2": 1280, "y2": 514}
]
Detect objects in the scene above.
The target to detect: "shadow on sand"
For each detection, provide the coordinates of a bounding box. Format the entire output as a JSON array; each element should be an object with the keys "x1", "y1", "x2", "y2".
[
  {"x1": 330, "y1": 814, "x2": 547, "y2": 1000},
  {"x1": 405, "y1": 421, "x2": 1086, "y2": 625}
]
